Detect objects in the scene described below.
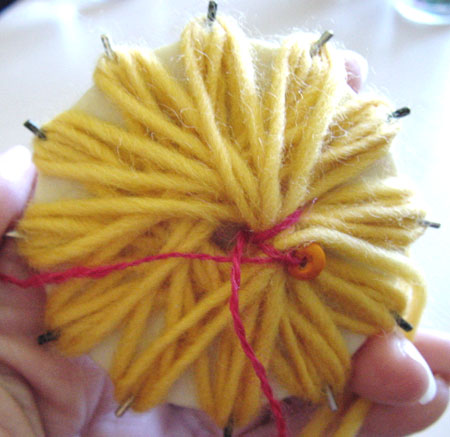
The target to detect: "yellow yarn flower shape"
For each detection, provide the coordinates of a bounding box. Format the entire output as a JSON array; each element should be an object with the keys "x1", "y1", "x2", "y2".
[{"x1": 18, "y1": 16, "x2": 426, "y2": 429}]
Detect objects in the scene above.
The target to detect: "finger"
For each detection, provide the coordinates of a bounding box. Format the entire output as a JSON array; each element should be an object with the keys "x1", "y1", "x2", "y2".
[
  {"x1": 0, "y1": 239, "x2": 46, "y2": 337},
  {"x1": 0, "y1": 146, "x2": 36, "y2": 236},
  {"x1": 350, "y1": 332, "x2": 435, "y2": 406},
  {"x1": 0, "y1": 147, "x2": 42, "y2": 337},
  {"x1": 358, "y1": 376, "x2": 449, "y2": 437},
  {"x1": 240, "y1": 330, "x2": 438, "y2": 435},
  {"x1": 0, "y1": 334, "x2": 106, "y2": 437},
  {"x1": 414, "y1": 330, "x2": 450, "y2": 383},
  {"x1": 343, "y1": 50, "x2": 368, "y2": 93}
]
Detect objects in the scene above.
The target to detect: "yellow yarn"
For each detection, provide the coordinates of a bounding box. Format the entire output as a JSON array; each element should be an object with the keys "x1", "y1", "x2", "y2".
[{"x1": 18, "y1": 14, "x2": 427, "y2": 435}]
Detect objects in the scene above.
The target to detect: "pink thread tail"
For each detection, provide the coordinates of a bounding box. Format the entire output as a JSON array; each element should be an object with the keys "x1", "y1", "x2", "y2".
[{"x1": 0, "y1": 208, "x2": 305, "y2": 437}]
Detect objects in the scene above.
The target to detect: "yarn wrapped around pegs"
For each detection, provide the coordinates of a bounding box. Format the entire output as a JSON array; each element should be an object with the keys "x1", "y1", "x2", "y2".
[{"x1": 11, "y1": 13, "x2": 429, "y2": 437}]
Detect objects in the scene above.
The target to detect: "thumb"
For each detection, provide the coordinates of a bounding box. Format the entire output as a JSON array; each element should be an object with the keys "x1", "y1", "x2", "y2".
[{"x1": 0, "y1": 146, "x2": 36, "y2": 236}]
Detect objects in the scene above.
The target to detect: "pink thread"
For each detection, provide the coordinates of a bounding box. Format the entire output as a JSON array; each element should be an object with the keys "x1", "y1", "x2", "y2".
[
  {"x1": 249, "y1": 208, "x2": 302, "y2": 244},
  {"x1": 0, "y1": 208, "x2": 304, "y2": 437},
  {"x1": 230, "y1": 231, "x2": 287, "y2": 437}
]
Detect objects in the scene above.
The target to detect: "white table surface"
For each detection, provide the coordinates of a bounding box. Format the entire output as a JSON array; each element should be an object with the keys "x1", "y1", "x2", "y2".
[{"x1": 0, "y1": 0, "x2": 449, "y2": 435}]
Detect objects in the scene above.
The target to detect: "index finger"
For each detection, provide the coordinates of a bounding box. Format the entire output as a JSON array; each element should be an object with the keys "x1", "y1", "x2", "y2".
[{"x1": 0, "y1": 146, "x2": 35, "y2": 236}]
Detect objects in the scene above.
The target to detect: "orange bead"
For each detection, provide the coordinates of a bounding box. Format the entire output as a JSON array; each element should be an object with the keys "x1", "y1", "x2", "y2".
[{"x1": 287, "y1": 243, "x2": 326, "y2": 280}]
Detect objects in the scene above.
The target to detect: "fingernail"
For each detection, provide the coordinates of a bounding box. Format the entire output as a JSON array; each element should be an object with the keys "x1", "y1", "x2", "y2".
[
  {"x1": 401, "y1": 339, "x2": 437, "y2": 405},
  {"x1": 343, "y1": 50, "x2": 368, "y2": 93},
  {"x1": 0, "y1": 146, "x2": 32, "y2": 184}
]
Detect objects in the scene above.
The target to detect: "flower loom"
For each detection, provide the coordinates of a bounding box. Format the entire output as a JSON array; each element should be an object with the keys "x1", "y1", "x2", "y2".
[{"x1": 4, "y1": 11, "x2": 430, "y2": 437}]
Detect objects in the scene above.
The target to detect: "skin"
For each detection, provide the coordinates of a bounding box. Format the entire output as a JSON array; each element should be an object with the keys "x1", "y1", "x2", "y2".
[{"x1": 0, "y1": 52, "x2": 449, "y2": 437}]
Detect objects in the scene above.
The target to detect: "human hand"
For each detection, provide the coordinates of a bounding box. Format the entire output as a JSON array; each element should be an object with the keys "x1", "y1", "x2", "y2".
[{"x1": 0, "y1": 53, "x2": 448, "y2": 437}]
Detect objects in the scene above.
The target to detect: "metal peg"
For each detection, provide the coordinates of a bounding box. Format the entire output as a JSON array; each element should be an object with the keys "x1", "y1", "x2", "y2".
[
  {"x1": 24, "y1": 120, "x2": 46, "y2": 140},
  {"x1": 207, "y1": 1, "x2": 218, "y2": 23},
  {"x1": 223, "y1": 417, "x2": 234, "y2": 437},
  {"x1": 310, "y1": 30, "x2": 334, "y2": 57},
  {"x1": 392, "y1": 312, "x2": 414, "y2": 332},
  {"x1": 389, "y1": 107, "x2": 411, "y2": 120},
  {"x1": 37, "y1": 330, "x2": 60, "y2": 345},
  {"x1": 325, "y1": 385, "x2": 338, "y2": 411},
  {"x1": 101, "y1": 34, "x2": 117, "y2": 61},
  {"x1": 419, "y1": 220, "x2": 441, "y2": 229},
  {"x1": 4, "y1": 230, "x2": 24, "y2": 239},
  {"x1": 115, "y1": 395, "x2": 135, "y2": 417}
]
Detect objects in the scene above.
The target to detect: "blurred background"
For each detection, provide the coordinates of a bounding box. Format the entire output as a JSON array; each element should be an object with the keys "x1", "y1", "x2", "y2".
[{"x1": 0, "y1": 0, "x2": 449, "y2": 434}]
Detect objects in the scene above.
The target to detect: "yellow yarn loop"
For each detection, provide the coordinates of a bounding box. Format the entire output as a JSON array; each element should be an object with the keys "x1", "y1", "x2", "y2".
[{"x1": 18, "y1": 15, "x2": 426, "y2": 434}]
